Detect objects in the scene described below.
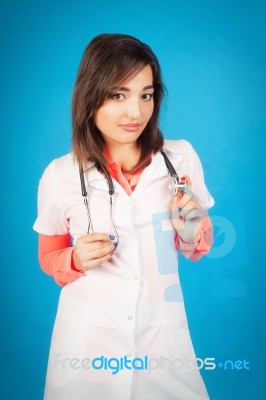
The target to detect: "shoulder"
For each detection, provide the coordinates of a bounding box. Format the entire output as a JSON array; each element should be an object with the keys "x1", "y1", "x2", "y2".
[
  {"x1": 162, "y1": 139, "x2": 198, "y2": 164},
  {"x1": 163, "y1": 139, "x2": 195, "y2": 155},
  {"x1": 40, "y1": 153, "x2": 79, "y2": 181},
  {"x1": 161, "y1": 138, "x2": 204, "y2": 176}
]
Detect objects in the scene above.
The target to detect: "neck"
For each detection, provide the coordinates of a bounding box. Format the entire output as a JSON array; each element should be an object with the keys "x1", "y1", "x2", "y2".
[{"x1": 105, "y1": 143, "x2": 140, "y2": 171}]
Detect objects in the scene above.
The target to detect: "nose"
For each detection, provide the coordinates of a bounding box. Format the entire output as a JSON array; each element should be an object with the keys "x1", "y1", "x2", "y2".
[{"x1": 126, "y1": 98, "x2": 141, "y2": 119}]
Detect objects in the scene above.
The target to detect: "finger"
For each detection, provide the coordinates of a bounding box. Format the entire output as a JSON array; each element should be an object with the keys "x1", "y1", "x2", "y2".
[
  {"x1": 74, "y1": 239, "x2": 116, "y2": 269},
  {"x1": 83, "y1": 252, "x2": 114, "y2": 270},
  {"x1": 79, "y1": 232, "x2": 116, "y2": 244},
  {"x1": 176, "y1": 191, "x2": 195, "y2": 211},
  {"x1": 180, "y1": 175, "x2": 192, "y2": 190},
  {"x1": 86, "y1": 238, "x2": 117, "y2": 251},
  {"x1": 84, "y1": 232, "x2": 113, "y2": 243},
  {"x1": 172, "y1": 214, "x2": 186, "y2": 231},
  {"x1": 87, "y1": 242, "x2": 116, "y2": 260},
  {"x1": 183, "y1": 208, "x2": 207, "y2": 222},
  {"x1": 171, "y1": 191, "x2": 183, "y2": 210},
  {"x1": 179, "y1": 200, "x2": 200, "y2": 219}
]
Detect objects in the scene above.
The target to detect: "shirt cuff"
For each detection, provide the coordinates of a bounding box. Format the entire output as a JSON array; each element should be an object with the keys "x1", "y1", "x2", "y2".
[{"x1": 174, "y1": 215, "x2": 214, "y2": 261}]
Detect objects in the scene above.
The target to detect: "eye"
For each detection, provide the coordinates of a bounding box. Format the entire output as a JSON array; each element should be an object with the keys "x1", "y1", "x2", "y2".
[
  {"x1": 110, "y1": 93, "x2": 125, "y2": 100},
  {"x1": 142, "y1": 93, "x2": 154, "y2": 101}
]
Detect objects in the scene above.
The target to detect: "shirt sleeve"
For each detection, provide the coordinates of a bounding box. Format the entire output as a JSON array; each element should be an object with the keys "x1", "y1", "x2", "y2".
[
  {"x1": 33, "y1": 160, "x2": 69, "y2": 235},
  {"x1": 38, "y1": 233, "x2": 85, "y2": 286},
  {"x1": 174, "y1": 215, "x2": 214, "y2": 261},
  {"x1": 185, "y1": 140, "x2": 215, "y2": 210}
]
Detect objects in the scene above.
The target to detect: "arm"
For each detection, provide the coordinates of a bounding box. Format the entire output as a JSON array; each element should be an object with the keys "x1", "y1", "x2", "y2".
[
  {"x1": 38, "y1": 233, "x2": 85, "y2": 287},
  {"x1": 38, "y1": 233, "x2": 117, "y2": 287},
  {"x1": 34, "y1": 161, "x2": 116, "y2": 287}
]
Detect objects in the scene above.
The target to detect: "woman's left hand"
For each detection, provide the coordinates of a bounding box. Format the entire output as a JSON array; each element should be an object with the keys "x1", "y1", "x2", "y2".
[{"x1": 171, "y1": 176, "x2": 207, "y2": 244}]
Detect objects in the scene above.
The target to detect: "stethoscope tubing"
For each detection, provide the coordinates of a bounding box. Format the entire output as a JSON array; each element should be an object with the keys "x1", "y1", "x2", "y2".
[{"x1": 79, "y1": 150, "x2": 186, "y2": 237}]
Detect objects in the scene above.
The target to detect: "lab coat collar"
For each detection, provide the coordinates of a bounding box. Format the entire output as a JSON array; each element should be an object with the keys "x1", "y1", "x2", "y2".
[
  {"x1": 85, "y1": 151, "x2": 169, "y2": 198},
  {"x1": 134, "y1": 151, "x2": 168, "y2": 188}
]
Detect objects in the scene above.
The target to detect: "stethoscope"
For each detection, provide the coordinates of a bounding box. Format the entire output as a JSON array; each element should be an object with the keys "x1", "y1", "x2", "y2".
[{"x1": 79, "y1": 150, "x2": 186, "y2": 243}]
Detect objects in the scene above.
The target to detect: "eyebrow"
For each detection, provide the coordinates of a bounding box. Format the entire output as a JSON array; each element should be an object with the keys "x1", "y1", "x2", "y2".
[{"x1": 110, "y1": 85, "x2": 154, "y2": 91}]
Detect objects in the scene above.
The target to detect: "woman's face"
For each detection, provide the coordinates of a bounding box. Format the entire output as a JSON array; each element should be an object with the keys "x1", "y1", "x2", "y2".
[{"x1": 94, "y1": 65, "x2": 154, "y2": 148}]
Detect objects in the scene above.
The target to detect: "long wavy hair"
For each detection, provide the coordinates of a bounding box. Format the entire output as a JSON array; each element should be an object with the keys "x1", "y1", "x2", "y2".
[{"x1": 72, "y1": 33, "x2": 165, "y2": 172}]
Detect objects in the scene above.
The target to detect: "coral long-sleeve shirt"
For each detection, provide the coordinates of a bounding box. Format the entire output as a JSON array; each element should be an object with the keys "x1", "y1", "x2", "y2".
[{"x1": 38, "y1": 159, "x2": 213, "y2": 286}]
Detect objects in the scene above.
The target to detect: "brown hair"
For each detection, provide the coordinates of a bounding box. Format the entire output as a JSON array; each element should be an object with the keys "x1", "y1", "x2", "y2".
[{"x1": 72, "y1": 33, "x2": 165, "y2": 172}]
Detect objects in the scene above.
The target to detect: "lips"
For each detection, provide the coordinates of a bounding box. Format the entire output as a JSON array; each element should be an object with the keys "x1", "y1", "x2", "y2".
[{"x1": 120, "y1": 123, "x2": 142, "y2": 132}]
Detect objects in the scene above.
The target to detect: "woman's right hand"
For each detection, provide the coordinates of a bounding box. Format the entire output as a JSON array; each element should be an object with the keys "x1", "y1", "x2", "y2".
[{"x1": 73, "y1": 233, "x2": 117, "y2": 271}]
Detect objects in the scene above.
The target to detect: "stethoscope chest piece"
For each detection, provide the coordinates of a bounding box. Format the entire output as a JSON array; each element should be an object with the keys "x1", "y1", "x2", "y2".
[
  {"x1": 169, "y1": 176, "x2": 187, "y2": 196},
  {"x1": 160, "y1": 150, "x2": 187, "y2": 196}
]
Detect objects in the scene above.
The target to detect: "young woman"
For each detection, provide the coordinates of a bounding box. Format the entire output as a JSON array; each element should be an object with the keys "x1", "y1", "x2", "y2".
[{"x1": 34, "y1": 33, "x2": 214, "y2": 400}]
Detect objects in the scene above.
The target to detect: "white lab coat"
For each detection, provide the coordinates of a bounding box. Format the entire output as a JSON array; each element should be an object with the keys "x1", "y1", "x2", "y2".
[{"x1": 33, "y1": 139, "x2": 214, "y2": 400}]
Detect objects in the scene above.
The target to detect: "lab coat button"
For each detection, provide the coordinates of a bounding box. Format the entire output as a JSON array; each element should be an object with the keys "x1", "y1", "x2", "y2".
[
  {"x1": 133, "y1": 275, "x2": 139, "y2": 280},
  {"x1": 128, "y1": 315, "x2": 133, "y2": 321},
  {"x1": 127, "y1": 353, "x2": 132, "y2": 358}
]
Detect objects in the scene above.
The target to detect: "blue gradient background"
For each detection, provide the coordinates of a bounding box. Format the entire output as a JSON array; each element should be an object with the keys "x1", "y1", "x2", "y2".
[{"x1": 1, "y1": 1, "x2": 265, "y2": 399}]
